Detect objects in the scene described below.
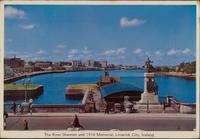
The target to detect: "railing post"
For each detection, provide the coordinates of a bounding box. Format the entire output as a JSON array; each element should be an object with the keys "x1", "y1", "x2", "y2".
[
  {"x1": 167, "y1": 96, "x2": 173, "y2": 107},
  {"x1": 147, "y1": 100, "x2": 150, "y2": 113}
]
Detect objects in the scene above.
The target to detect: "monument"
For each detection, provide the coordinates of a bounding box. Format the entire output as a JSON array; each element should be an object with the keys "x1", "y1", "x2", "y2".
[
  {"x1": 139, "y1": 57, "x2": 159, "y2": 104},
  {"x1": 136, "y1": 58, "x2": 163, "y2": 112}
]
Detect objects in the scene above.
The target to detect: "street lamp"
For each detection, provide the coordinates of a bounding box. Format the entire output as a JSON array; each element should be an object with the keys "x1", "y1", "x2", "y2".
[
  {"x1": 21, "y1": 75, "x2": 31, "y2": 113},
  {"x1": 24, "y1": 75, "x2": 31, "y2": 102}
]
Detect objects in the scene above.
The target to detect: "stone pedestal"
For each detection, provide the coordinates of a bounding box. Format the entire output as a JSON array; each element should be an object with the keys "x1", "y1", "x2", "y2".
[
  {"x1": 138, "y1": 73, "x2": 159, "y2": 104},
  {"x1": 136, "y1": 73, "x2": 163, "y2": 112},
  {"x1": 139, "y1": 93, "x2": 159, "y2": 104}
]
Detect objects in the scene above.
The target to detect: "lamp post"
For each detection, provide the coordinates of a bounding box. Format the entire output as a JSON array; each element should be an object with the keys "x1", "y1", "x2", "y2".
[
  {"x1": 24, "y1": 75, "x2": 31, "y2": 102},
  {"x1": 21, "y1": 75, "x2": 31, "y2": 113}
]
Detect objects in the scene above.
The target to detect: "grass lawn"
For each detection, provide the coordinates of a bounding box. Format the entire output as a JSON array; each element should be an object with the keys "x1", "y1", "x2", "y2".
[
  {"x1": 4, "y1": 83, "x2": 39, "y2": 90},
  {"x1": 68, "y1": 84, "x2": 98, "y2": 89}
]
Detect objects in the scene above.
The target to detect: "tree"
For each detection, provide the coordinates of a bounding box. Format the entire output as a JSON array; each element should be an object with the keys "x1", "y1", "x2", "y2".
[
  {"x1": 161, "y1": 66, "x2": 169, "y2": 72},
  {"x1": 183, "y1": 61, "x2": 196, "y2": 74}
]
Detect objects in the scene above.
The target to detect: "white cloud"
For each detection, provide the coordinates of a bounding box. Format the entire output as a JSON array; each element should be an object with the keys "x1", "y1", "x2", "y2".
[
  {"x1": 82, "y1": 47, "x2": 91, "y2": 55},
  {"x1": 133, "y1": 48, "x2": 143, "y2": 54},
  {"x1": 182, "y1": 48, "x2": 191, "y2": 54},
  {"x1": 167, "y1": 49, "x2": 179, "y2": 55},
  {"x1": 155, "y1": 50, "x2": 161, "y2": 56},
  {"x1": 104, "y1": 49, "x2": 116, "y2": 56},
  {"x1": 103, "y1": 48, "x2": 126, "y2": 57},
  {"x1": 120, "y1": 17, "x2": 145, "y2": 28},
  {"x1": 68, "y1": 49, "x2": 78, "y2": 55},
  {"x1": 116, "y1": 48, "x2": 126, "y2": 55},
  {"x1": 56, "y1": 44, "x2": 65, "y2": 49},
  {"x1": 19, "y1": 24, "x2": 36, "y2": 30},
  {"x1": 67, "y1": 54, "x2": 74, "y2": 59},
  {"x1": 36, "y1": 50, "x2": 44, "y2": 55},
  {"x1": 5, "y1": 6, "x2": 26, "y2": 19}
]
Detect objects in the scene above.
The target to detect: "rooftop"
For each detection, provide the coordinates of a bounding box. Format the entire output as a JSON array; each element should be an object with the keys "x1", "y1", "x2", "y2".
[{"x1": 100, "y1": 83, "x2": 143, "y2": 97}]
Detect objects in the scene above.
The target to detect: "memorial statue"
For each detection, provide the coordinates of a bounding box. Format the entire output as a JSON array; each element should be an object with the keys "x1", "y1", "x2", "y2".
[
  {"x1": 144, "y1": 57, "x2": 154, "y2": 73},
  {"x1": 147, "y1": 78, "x2": 157, "y2": 94}
]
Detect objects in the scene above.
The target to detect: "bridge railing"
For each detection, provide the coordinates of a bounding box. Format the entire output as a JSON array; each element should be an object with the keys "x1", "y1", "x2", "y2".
[{"x1": 167, "y1": 96, "x2": 196, "y2": 113}]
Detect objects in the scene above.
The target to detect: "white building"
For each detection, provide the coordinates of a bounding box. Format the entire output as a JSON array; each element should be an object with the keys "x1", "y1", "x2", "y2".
[{"x1": 4, "y1": 65, "x2": 15, "y2": 79}]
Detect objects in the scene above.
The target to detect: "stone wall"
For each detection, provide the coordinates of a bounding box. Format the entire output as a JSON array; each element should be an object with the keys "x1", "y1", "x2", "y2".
[
  {"x1": 4, "y1": 85, "x2": 43, "y2": 100},
  {"x1": 32, "y1": 104, "x2": 85, "y2": 112}
]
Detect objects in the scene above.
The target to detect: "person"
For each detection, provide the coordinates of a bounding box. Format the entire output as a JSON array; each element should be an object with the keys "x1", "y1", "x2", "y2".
[
  {"x1": 4, "y1": 112, "x2": 8, "y2": 129},
  {"x1": 67, "y1": 114, "x2": 84, "y2": 130},
  {"x1": 24, "y1": 119, "x2": 29, "y2": 130},
  {"x1": 17, "y1": 104, "x2": 21, "y2": 113},
  {"x1": 104, "y1": 102, "x2": 109, "y2": 114},
  {"x1": 12, "y1": 101, "x2": 16, "y2": 114},
  {"x1": 30, "y1": 103, "x2": 33, "y2": 115}
]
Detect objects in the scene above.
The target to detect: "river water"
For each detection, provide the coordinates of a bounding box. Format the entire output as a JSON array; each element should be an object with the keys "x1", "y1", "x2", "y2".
[{"x1": 6, "y1": 70, "x2": 196, "y2": 104}]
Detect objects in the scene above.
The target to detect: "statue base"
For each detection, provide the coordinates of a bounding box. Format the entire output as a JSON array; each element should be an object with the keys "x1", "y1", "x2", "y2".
[
  {"x1": 136, "y1": 93, "x2": 163, "y2": 113},
  {"x1": 138, "y1": 92, "x2": 159, "y2": 104},
  {"x1": 135, "y1": 103, "x2": 164, "y2": 113}
]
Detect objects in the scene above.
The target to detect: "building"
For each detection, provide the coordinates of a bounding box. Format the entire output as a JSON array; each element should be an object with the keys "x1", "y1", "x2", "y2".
[
  {"x1": 24, "y1": 62, "x2": 34, "y2": 72},
  {"x1": 34, "y1": 61, "x2": 52, "y2": 70},
  {"x1": 72, "y1": 60, "x2": 82, "y2": 67},
  {"x1": 84, "y1": 60, "x2": 95, "y2": 67},
  {"x1": 4, "y1": 65, "x2": 15, "y2": 79},
  {"x1": 99, "y1": 61, "x2": 107, "y2": 68},
  {"x1": 4, "y1": 56, "x2": 25, "y2": 73}
]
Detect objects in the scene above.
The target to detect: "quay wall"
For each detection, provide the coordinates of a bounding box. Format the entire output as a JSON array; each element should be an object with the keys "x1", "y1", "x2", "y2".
[
  {"x1": 4, "y1": 70, "x2": 67, "y2": 83},
  {"x1": 32, "y1": 104, "x2": 85, "y2": 113},
  {"x1": 4, "y1": 69, "x2": 102, "y2": 84},
  {"x1": 154, "y1": 72, "x2": 196, "y2": 80},
  {"x1": 4, "y1": 85, "x2": 43, "y2": 100}
]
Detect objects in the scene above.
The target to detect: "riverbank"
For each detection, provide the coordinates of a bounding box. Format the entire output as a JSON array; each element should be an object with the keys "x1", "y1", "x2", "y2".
[
  {"x1": 4, "y1": 69, "x2": 104, "y2": 83},
  {"x1": 4, "y1": 70, "x2": 67, "y2": 83},
  {"x1": 154, "y1": 72, "x2": 196, "y2": 80}
]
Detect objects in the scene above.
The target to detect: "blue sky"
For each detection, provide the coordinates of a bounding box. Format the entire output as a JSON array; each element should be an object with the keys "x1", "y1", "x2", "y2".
[{"x1": 4, "y1": 5, "x2": 196, "y2": 66}]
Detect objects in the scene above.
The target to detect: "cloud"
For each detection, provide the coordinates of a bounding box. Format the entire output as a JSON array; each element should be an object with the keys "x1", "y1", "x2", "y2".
[
  {"x1": 82, "y1": 47, "x2": 91, "y2": 55},
  {"x1": 104, "y1": 49, "x2": 116, "y2": 56},
  {"x1": 56, "y1": 44, "x2": 65, "y2": 49},
  {"x1": 120, "y1": 17, "x2": 145, "y2": 28},
  {"x1": 103, "y1": 48, "x2": 126, "y2": 56},
  {"x1": 36, "y1": 50, "x2": 45, "y2": 55},
  {"x1": 167, "y1": 48, "x2": 180, "y2": 55},
  {"x1": 19, "y1": 24, "x2": 36, "y2": 30},
  {"x1": 67, "y1": 48, "x2": 93, "y2": 60},
  {"x1": 68, "y1": 49, "x2": 78, "y2": 55},
  {"x1": 182, "y1": 48, "x2": 191, "y2": 54},
  {"x1": 133, "y1": 48, "x2": 143, "y2": 54},
  {"x1": 116, "y1": 48, "x2": 126, "y2": 55},
  {"x1": 155, "y1": 50, "x2": 161, "y2": 56},
  {"x1": 67, "y1": 54, "x2": 74, "y2": 59},
  {"x1": 5, "y1": 6, "x2": 26, "y2": 19}
]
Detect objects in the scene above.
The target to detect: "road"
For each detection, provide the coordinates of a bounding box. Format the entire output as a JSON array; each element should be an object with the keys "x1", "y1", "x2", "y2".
[{"x1": 4, "y1": 113, "x2": 196, "y2": 131}]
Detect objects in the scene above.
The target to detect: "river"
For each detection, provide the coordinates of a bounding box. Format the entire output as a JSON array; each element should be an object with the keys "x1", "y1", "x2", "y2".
[{"x1": 5, "y1": 70, "x2": 196, "y2": 104}]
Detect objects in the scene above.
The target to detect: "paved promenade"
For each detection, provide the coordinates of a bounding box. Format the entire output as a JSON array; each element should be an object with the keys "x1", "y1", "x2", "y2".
[{"x1": 5, "y1": 113, "x2": 196, "y2": 131}]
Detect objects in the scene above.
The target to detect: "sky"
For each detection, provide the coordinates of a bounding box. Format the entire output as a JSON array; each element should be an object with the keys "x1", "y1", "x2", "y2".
[{"x1": 4, "y1": 5, "x2": 196, "y2": 66}]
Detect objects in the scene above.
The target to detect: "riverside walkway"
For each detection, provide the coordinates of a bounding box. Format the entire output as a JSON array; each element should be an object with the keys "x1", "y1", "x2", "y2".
[{"x1": 5, "y1": 113, "x2": 195, "y2": 131}]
